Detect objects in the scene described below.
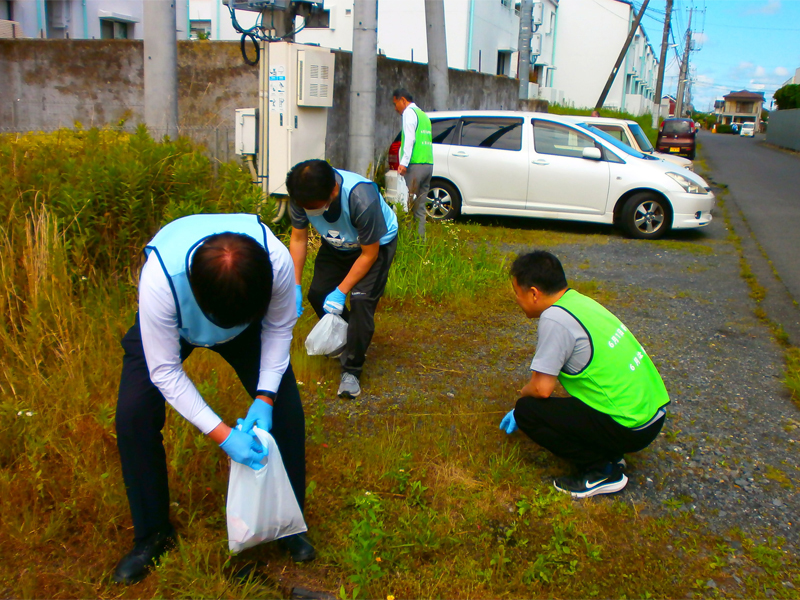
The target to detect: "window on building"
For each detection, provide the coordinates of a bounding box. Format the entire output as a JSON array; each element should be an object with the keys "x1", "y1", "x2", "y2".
[
  {"x1": 190, "y1": 20, "x2": 211, "y2": 39},
  {"x1": 100, "y1": 19, "x2": 129, "y2": 39},
  {"x1": 532, "y1": 121, "x2": 597, "y2": 158},
  {"x1": 457, "y1": 118, "x2": 523, "y2": 151}
]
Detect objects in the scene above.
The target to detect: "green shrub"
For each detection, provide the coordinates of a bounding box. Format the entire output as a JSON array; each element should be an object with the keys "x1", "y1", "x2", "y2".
[
  {"x1": 715, "y1": 124, "x2": 733, "y2": 134},
  {"x1": 548, "y1": 104, "x2": 659, "y2": 147},
  {"x1": 773, "y1": 84, "x2": 800, "y2": 110}
]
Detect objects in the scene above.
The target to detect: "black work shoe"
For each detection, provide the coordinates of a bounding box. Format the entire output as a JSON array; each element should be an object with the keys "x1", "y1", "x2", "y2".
[
  {"x1": 553, "y1": 463, "x2": 628, "y2": 499},
  {"x1": 280, "y1": 532, "x2": 316, "y2": 563},
  {"x1": 113, "y1": 526, "x2": 177, "y2": 584}
]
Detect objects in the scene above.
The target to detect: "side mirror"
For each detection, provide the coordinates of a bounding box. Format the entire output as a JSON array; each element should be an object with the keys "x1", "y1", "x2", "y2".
[{"x1": 582, "y1": 147, "x2": 602, "y2": 160}]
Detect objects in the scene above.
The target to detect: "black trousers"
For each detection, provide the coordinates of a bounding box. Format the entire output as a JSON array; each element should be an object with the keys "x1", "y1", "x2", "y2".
[
  {"x1": 116, "y1": 315, "x2": 306, "y2": 542},
  {"x1": 514, "y1": 395, "x2": 664, "y2": 470},
  {"x1": 307, "y1": 237, "x2": 397, "y2": 378}
]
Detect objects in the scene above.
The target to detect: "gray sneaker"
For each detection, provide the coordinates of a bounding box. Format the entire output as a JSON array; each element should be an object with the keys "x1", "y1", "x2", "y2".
[{"x1": 338, "y1": 373, "x2": 361, "y2": 398}]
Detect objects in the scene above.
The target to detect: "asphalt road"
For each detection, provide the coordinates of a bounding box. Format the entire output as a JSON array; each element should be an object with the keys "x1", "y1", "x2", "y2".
[{"x1": 699, "y1": 130, "x2": 800, "y2": 304}]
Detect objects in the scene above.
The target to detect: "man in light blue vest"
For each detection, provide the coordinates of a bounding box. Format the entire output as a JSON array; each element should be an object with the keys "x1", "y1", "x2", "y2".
[
  {"x1": 500, "y1": 251, "x2": 669, "y2": 498},
  {"x1": 113, "y1": 214, "x2": 314, "y2": 584},
  {"x1": 287, "y1": 160, "x2": 398, "y2": 399},
  {"x1": 392, "y1": 88, "x2": 434, "y2": 239}
]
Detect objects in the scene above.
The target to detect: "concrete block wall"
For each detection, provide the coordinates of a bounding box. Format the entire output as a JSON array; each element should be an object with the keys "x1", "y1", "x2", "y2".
[{"x1": 0, "y1": 39, "x2": 545, "y2": 169}]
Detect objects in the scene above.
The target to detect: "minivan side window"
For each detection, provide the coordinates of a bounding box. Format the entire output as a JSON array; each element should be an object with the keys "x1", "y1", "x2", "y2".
[
  {"x1": 532, "y1": 120, "x2": 598, "y2": 158},
  {"x1": 457, "y1": 118, "x2": 523, "y2": 151},
  {"x1": 431, "y1": 118, "x2": 459, "y2": 145},
  {"x1": 594, "y1": 125, "x2": 627, "y2": 144}
]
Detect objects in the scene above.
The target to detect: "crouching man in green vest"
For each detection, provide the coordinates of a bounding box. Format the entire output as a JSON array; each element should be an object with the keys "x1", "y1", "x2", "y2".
[{"x1": 500, "y1": 251, "x2": 669, "y2": 498}]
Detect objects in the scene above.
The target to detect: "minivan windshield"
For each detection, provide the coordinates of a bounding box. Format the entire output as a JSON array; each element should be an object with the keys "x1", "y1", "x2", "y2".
[
  {"x1": 662, "y1": 120, "x2": 693, "y2": 134},
  {"x1": 629, "y1": 123, "x2": 655, "y2": 152},
  {"x1": 575, "y1": 123, "x2": 651, "y2": 159}
]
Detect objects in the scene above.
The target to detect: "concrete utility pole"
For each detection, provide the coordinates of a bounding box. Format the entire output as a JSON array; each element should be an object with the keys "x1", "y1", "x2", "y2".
[
  {"x1": 424, "y1": 0, "x2": 449, "y2": 111},
  {"x1": 651, "y1": 0, "x2": 672, "y2": 128},
  {"x1": 143, "y1": 0, "x2": 179, "y2": 139},
  {"x1": 595, "y1": 0, "x2": 650, "y2": 111},
  {"x1": 348, "y1": 0, "x2": 378, "y2": 177},
  {"x1": 516, "y1": 0, "x2": 534, "y2": 100},
  {"x1": 674, "y1": 8, "x2": 693, "y2": 118}
]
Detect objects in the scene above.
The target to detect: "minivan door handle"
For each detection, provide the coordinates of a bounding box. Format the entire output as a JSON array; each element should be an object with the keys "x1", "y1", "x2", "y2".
[
  {"x1": 531, "y1": 159, "x2": 549, "y2": 166},
  {"x1": 452, "y1": 151, "x2": 470, "y2": 158}
]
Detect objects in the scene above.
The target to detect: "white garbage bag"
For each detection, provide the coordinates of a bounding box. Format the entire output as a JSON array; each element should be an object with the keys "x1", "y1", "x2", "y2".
[
  {"x1": 226, "y1": 427, "x2": 307, "y2": 553},
  {"x1": 384, "y1": 169, "x2": 409, "y2": 213},
  {"x1": 305, "y1": 313, "x2": 348, "y2": 356}
]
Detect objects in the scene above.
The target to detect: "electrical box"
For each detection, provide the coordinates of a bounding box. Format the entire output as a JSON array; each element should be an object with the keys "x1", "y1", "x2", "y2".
[
  {"x1": 221, "y1": 0, "x2": 288, "y2": 12},
  {"x1": 235, "y1": 108, "x2": 258, "y2": 156},
  {"x1": 532, "y1": 2, "x2": 543, "y2": 25},
  {"x1": 530, "y1": 33, "x2": 542, "y2": 57},
  {"x1": 297, "y1": 50, "x2": 335, "y2": 108},
  {"x1": 267, "y1": 41, "x2": 334, "y2": 195}
]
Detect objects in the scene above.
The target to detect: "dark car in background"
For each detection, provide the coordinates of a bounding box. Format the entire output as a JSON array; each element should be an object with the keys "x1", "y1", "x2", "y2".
[{"x1": 656, "y1": 118, "x2": 697, "y2": 160}]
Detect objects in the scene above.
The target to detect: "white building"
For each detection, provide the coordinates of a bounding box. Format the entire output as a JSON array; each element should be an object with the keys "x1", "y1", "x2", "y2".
[
  {"x1": 188, "y1": 0, "x2": 555, "y2": 79},
  {"x1": 0, "y1": 0, "x2": 190, "y2": 39},
  {"x1": 551, "y1": 0, "x2": 657, "y2": 115}
]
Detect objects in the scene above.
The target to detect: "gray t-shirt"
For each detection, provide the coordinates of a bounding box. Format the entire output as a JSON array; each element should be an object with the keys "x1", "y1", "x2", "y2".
[
  {"x1": 289, "y1": 171, "x2": 389, "y2": 248},
  {"x1": 530, "y1": 305, "x2": 592, "y2": 375}
]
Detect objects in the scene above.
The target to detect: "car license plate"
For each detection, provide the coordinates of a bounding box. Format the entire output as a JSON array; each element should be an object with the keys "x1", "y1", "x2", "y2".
[{"x1": 669, "y1": 147, "x2": 680, "y2": 153}]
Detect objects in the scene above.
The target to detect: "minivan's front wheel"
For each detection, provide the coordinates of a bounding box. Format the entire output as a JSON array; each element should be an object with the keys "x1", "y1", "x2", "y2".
[
  {"x1": 426, "y1": 180, "x2": 461, "y2": 220},
  {"x1": 621, "y1": 192, "x2": 671, "y2": 239}
]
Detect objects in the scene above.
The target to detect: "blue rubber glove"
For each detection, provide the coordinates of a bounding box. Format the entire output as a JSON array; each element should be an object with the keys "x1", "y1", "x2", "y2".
[
  {"x1": 500, "y1": 410, "x2": 518, "y2": 434},
  {"x1": 238, "y1": 398, "x2": 274, "y2": 433},
  {"x1": 322, "y1": 287, "x2": 347, "y2": 315},
  {"x1": 295, "y1": 284, "x2": 304, "y2": 318},
  {"x1": 220, "y1": 428, "x2": 266, "y2": 470}
]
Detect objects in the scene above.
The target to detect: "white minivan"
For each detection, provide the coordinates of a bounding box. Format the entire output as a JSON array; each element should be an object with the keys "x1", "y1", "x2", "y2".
[
  {"x1": 739, "y1": 122, "x2": 756, "y2": 137},
  {"x1": 420, "y1": 111, "x2": 715, "y2": 239}
]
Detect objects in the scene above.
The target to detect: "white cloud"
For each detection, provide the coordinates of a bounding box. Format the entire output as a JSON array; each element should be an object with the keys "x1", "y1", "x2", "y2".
[
  {"x1": 693, "y1": 32, "x2": 708, "y2": 45},
  {"x1": 747, "y1": 0, "x2": 781, "y2": 15},
  {"x1": 775, "y1": 67, "x2": 789, "y2": 77},
  {"x1": 749, "y1": 83, "x2": 766, "y2": 90},
  {"x1": 754, "y1": 66, "x2": 767, "y2": 78}
]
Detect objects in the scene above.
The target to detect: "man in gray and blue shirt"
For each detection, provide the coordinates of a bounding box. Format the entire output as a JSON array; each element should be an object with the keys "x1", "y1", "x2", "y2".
[{"x1": 287, "y1": 159, "x2": 398, "y2": 399}]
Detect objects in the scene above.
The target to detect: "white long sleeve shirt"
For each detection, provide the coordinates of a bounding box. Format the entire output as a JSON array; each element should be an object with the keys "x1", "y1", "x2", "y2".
[
  {"x1": 138, "y1": 233, "x2": 296, "y2": 434},
  {"x1": 399, "y1": 102, "x2": 420, "y2": 168}
]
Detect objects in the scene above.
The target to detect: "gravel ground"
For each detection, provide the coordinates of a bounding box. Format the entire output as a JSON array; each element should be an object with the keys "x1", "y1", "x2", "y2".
[{"x1": 547, "y1": 226, "x2": 800, "y2": 555}]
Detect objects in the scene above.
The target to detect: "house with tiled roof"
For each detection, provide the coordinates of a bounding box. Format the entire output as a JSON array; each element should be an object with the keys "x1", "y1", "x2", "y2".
[{"x1": 715, "y1": 90, "x2": 765, "y2": 131}]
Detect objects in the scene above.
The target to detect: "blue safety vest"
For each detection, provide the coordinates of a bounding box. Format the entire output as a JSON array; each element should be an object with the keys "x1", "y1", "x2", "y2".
[
  {"x1": 144, "y1": 213, "x2": 270, "y2": 347},
  {"x1": 306, "y1": 170, "x2": 398, "y2": 250}
]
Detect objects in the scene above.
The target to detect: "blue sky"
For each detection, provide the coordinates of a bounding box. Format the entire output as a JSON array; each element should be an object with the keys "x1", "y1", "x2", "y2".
[{"x1": 637, "y1": 0, "x2": 800, "y2": 112}]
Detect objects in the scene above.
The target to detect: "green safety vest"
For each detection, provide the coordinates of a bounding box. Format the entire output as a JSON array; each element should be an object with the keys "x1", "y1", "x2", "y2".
[
  {"x1": 401, "y1": 106, "x2": 433, "y2": 165},
  {"x1": 553, "y1": 290, "x2": 670, "y2": 428}
]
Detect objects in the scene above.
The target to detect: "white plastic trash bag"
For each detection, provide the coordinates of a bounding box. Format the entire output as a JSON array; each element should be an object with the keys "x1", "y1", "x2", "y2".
[
  {"x1": 384, "y1": 169, "x2": 409, "y2": 213},
  {"x1": 226, "y1": 426, "x2": 307, "y2": 553},
  {"x1": 305, "y1": 313, "x2": 348, "y2": 356}
]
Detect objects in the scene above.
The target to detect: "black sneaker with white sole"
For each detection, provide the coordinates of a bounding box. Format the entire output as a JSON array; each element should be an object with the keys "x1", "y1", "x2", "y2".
[{"x1": 553, "y1": 463, "x2": 628, "y2": 498}]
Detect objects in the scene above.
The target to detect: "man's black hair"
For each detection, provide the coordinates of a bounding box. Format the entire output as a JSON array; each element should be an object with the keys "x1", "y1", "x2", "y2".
[
  {"x1": 189, "y1": 232, "x2": 273, "y2": 329},
  {"x1": 285, "y1": 159, "x2": 337, "y2": 207},
  {"x1": 392, "y1": 88, "x2": 413, "y2": 102},
  {"x1": 510, "y1": 250, "x2": 568, "y2": 295}
]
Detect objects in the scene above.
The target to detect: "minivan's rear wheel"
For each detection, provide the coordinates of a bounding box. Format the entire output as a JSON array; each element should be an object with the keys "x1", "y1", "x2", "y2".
[
  {"x1": 426, "y1": 180, "x2": 461, "y2": 220},
  {"x1": 621, "y1": 192, "x2": 671, "y2": 239}
]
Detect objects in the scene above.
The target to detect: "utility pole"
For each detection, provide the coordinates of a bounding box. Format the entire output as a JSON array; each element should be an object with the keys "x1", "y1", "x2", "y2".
[
  {"x1": 424, "y1": 0, "x2": 449, "y2": 111},
  {"x1": 674, "y1": 8, "x2": 692, "y2": 118},
  {"x1": 595, "y1": 0, "x2": 649, "y2": 111},
  {"x1": 143, "y1": 0, "x2": 179, "y2": 139},
  {"x1": 516, "y1": 0, "x2": 533, "y2": 101},
  {"x1": 348, "y1": 0, "x2": 378, "y2": 177},
  {"x1": 651, "y1": 0, "x2": 672, "y2": 128}
]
